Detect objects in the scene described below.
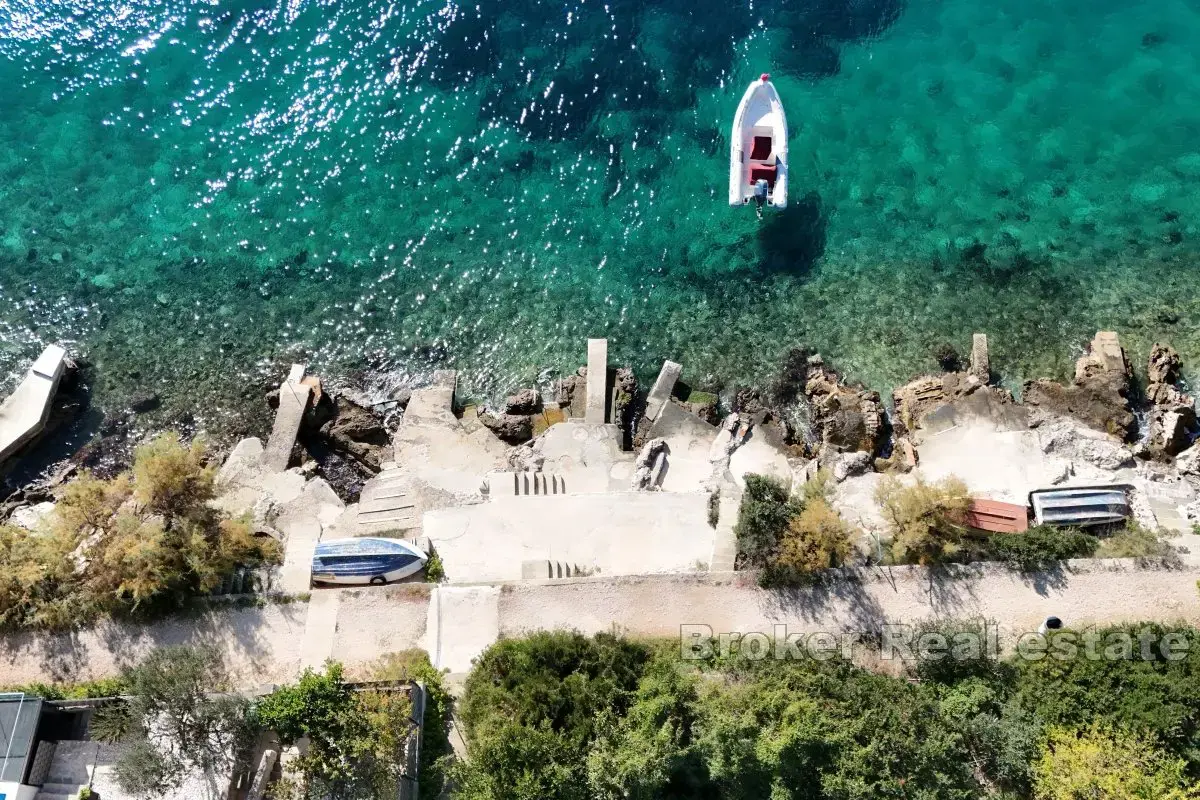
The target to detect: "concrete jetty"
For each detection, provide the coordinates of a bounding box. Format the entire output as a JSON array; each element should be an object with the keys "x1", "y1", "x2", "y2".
[
  {"x1": 263, "y1": 364, "x2": 312, "y2": 473},
  {"x1": 0, "y1": 344, "x2": 67, "y2": 466},
  {"x1": 584, "y1": 338, "x2": 608, "y2": 423}
]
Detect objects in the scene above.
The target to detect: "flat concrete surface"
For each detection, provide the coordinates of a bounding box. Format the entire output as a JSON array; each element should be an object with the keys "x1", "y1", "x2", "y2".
[
  {"x1": 585, "y1": 338, "x2": 608, "y2": 423},
  {"x1": 916, "y1": 423, "x2": 1062, "y2": 503},
  {"x1": 0, "y1": 344, "x2": 66, "y2": 464},
  {"x1": 651, "y1": 403, "x2": 721, "y2": 493},
  {"x1": 263, "y1": 376, "x2": 311, "y2": 472},
  {"x1": 425, "y1": 585, "x2": 501, "y2": 673},
  {"x1": 423, "y1": 492, "x2": 715, "y2": 583},
  {"x1": 535, "y1": 421, "x2": 633, "y2": 493},
  {"x1": 727, "y1": 427, "x2": 792, "y2": 490},
  {"x1": 298, "y1": 590, "x2": 341, "y2": 671}
]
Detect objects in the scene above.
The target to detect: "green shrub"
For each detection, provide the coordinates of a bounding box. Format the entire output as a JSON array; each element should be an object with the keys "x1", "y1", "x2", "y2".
[
  {"x1": 423, "y1": 549, "x2": 445, "y2": 583},
  {"x1": 0, "y1": 433, "x2": 276, "y2": 631},
  {"x1": 255, "y1": 661, "x2": 413, "y2": 798},
  {"x1": 732, "y1": 474, "x2": 795, "y2": 570},
  {"x1": 984, "y1": 526, "x2": 1099, "y2": 571},
  {"x1": 1034, "y1": 724, "x2": 1200, "y2": 799},
  {"x1": 876, "y1": 475, "x2": 971, "y2": 565},
  {"x1": 761, "y1": 497, "x2": 857, "y2": 587},
  {"x1": 1096, "y1": 522, "x2": 1175, "y2": 559}
]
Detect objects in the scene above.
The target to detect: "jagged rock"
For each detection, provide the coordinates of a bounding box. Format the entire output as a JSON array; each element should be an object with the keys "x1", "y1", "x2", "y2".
[
  {"x1": 1148, "y1": 342, "x2": 1183, "y2": 385},
  {"x1": 1143, "y1": 342, "x2": 1197, "y2": 457},
  {"x1": 319, "y1": 397, "x2": 391, "y2": 471},
  {"x1": 9, "y1": 501, "x2": 55, "y2": 530},
  {"x1": 831, "y1": 450, "x2": 873, "y2": 482},
  {"x1": 1149, "y1": 407, "x2": 1196, "y2": 457},
  {"x1": 804, "y1": 357, "x2": 886, "y2": 455},
  {"x1": 632, "y1": 438, "x2": 668, "y2": 490},
  {"x1": 505, "y1": 389, "x2": 542, "y2": 415},
  {"x1": 129, "y1": 392, "x2": 161, "y2": 413},
  {"x1": 1038, "y1": 420, "x2": 1135, "y2": 471},
  {"x1": 1023, "y1": 332, "x2": 1135, "y2": 440},
  {"x1": 507, "y1": 445, "x2": 545, "y2": 472},
  {"x1": 555, "y1": 373, "x2": 585, "y2": 415},
  {"x1": 1175, "y1": 442, "x2": 1200, "y2": 476},
  {"x1": 480, "y1": 410, "x2": 533, "y2": 443}
]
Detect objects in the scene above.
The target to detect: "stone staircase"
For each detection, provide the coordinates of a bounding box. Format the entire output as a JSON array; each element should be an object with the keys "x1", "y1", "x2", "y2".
[
  {"x1": 490, "y1": 471, "x2": 569, "y2": 496},
  {"x1": 34, "y1": 781, "x2": 87, "y2": 800},
  {"x1": 354, "y1": 468, "x2": 420, "y2": 534},
  {"x1": 521, "y1": 559, "x2": 587, "y2": 579}
]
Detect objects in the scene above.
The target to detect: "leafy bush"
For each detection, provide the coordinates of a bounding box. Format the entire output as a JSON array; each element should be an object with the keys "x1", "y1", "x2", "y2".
[
  {"x1": 113, "y1": 646, "x2": 252, "y2": 799},
  {"x1": 370, "y1": 651, "x2": 453, "y2": 799},
  {"x1": 762, "y1": 497, "x2": 857, "y2": 586},
  {"x1": 255, "y1": 661, "x2": 414, "y2": 799},
  {"x1": 984, "y1": 526, "x2": 1099, "y2": 571},
  {"x1": 732, "y1": 474, "x2": 796, "y2": 570},
  {"x1": 875, "y1": 475, "x2": 971, "y2": 565},
  {"x1": 1033, "y1": 724, "x2": 1200, "y2": 799},
  {"x1": 454, "y1": 631, "x2": 653, "y2": 799},
  {"x1": 0, "y1": 433, "x2": 276, "y2": 630},
  {"x1": 735, "y1": 471, "x2": 859, "y2": 587},
  {"x1": 423, "y1": 549, "x2": 445, "y2": 583}
]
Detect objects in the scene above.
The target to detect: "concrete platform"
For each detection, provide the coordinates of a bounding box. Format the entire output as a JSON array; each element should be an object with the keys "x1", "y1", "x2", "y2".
[
  {"x1": 533, "y1": 421, "x2": 633, "y2": 493},
  {"x1": 423, "y1": 491, "x2": 714, "y2": 583},
  {"x1": 0, "y1": 344, "x2": 67, "y2": 465}
]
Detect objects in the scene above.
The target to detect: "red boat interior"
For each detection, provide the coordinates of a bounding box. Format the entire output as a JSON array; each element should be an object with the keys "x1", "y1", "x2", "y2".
[{"x1": 748, "y1": 135, "x2": 777, "y2": 187}]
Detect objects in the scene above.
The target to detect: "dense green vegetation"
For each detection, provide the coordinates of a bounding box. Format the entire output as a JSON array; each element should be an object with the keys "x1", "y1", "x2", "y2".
[
  {"x1": 453, "y1": 628, "x2": 1200, "y2": 799},
  {"x1": 734, "y1": 472, "x2": 858, "y2": 587},
  {"x1": 0, "y1": 434, "x2": 277, "y2": 630}
]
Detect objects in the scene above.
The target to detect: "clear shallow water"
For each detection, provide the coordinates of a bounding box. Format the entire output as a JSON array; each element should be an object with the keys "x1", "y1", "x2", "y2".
[{"x1": 1, "y1": 0, "x2": 1199, "y2": 431}]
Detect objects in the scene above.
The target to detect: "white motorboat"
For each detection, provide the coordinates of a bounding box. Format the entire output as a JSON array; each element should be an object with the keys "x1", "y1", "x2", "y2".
[{"x1": 729, "y1": 73, "x2": 788, "y2": 212}]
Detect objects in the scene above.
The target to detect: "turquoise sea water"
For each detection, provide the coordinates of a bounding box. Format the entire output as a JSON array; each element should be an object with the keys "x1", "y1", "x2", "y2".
[{"x1": 1, "y1": 0, "x2": 1199, "y2": 430}]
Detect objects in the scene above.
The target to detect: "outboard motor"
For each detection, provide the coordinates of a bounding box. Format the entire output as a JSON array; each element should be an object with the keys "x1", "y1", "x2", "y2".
[{"x1": 753, "y1": 178, "x2": 770, "y2": 218}]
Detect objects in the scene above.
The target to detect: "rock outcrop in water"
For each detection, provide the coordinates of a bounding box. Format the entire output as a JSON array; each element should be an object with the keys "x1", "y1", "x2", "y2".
[
  {"x1": 801, "y1": 354, "x2": 887, "y2": 458},
  {"x1": 1022, "y1": 331, "x2": 1137, "y2": 440},
  {"x1": 1143, "y1": 342, "x2": 1197, "y2": 458}
]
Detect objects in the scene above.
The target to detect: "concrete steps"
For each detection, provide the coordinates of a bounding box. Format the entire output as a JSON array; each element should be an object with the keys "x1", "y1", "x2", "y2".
[
  {"x1": 521, "y1": 560, "x2": 585, "y2": 579},
  {"x1": 355, "y1": 469, "x2": 420, "y2": 533},
  {"x1": 491, "y1": 471, "x2": 568, "y2": 496},
  {"x1": 34, "y1": 783, "x2": 86, "y2": 800}
]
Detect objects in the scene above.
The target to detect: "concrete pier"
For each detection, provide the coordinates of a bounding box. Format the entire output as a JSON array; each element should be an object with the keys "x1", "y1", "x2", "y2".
[
  {"x1": 644, "y1": 359, "x2": 682, "y2": 423},
  {"x1": 0, "y1": 344, "x2": 67, "y2": 466},
  {"x1": 584, "y1": 338, "x2": 608, "y2": 423},
  {"x1": 263, "y1": 364, "x2": 312, "y2": 473}
]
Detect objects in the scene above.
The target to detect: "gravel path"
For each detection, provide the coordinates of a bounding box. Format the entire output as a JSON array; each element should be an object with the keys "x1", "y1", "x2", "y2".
[{"x1": 2, "y1": 559, "x2": 1198, "y2": 685}]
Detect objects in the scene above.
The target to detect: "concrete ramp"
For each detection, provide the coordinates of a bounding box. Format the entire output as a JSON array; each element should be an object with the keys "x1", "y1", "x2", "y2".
[
  {"x1": 644, "y1": 360, "x2": 682, "y2": 423},
  {"x1": 426, "y1": 585, "x2": 500, "y2": 674},
  {"x1": 0, "y1": 344, "x2": 67, "y2": 465},
  {"x1": 298, "y1": 590, "x2": 342, "y2": 672},
  {"x1": 263, "y1": 364, "x2": 312, "y2": 473}
]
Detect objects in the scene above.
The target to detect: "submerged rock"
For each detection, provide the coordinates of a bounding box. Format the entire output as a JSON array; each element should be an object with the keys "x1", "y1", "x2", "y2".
[
  {"x1": 479, "y1": 410, "x2": 533, "y2": 443},
  {"x1": 318, "y1": 396, "x2": 391, "y2": 471},
  {"x1": 504, "y1": 388, "x2": 542, "y2": 415}
]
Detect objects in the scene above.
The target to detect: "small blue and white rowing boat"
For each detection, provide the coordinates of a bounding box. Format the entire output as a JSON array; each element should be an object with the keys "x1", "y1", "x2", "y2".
[{"x1": 310, "y1": 537, "x2": 428, "y2": 586}]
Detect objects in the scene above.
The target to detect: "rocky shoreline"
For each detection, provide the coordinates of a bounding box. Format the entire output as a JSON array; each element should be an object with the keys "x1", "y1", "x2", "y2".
[{"x1": 3, "y1": 329, "x2": 1199, "y2": 529}]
